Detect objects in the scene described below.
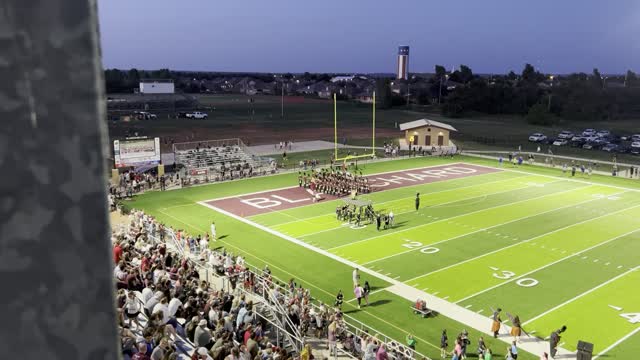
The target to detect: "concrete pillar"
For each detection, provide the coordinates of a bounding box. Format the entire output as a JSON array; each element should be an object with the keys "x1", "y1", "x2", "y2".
[{"x1": 0, "y1": 0, "x2": 119, "y2": 358}]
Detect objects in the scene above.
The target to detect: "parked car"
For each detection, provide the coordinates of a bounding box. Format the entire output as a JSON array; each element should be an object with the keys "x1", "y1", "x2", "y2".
[
  {"x1": 570, "y1": 136, "x2": 587, "y2": 147},
  {"x1": 615, "y1": 145, "x2": 630, "y2": 154},
  {"x1": 557, "y1": 131, "x2": 575, "y2": 140},
  {"x1": 631, "y1": 141, "x2": 640, "y2": 150},
  {"x1": 583, "y1": 138, "x2": 608, "y2": 150},
  {"x1": 602, "y1": 143, "x2": 619, "y2": 152},
  {"x1": 133, "y1": 111, "x2": 157, "y2": 120},
  {"x1": 582, "y1": 129, "x2": 597, "y2": 136},
  {"x1": 186, "y1": 111, "x2": 208, "y2": 119},
  {"x1": 553, "y1": 139, "x2": 569, "y2": 146},
  {"x1": 528, "y1": 133, "x2": 547, "y2": 142},
  {"x1": 596, "y1": 130, "x2": 611, "y2": 138},
  {"x1": 631, "y1": 134, "x2": 640, "y2": 142}
]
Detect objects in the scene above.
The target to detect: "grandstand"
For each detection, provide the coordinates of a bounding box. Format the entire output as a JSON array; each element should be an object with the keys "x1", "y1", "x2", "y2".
[{"x1": 173, "y1": 138, "x2": 276, "y2": 185}]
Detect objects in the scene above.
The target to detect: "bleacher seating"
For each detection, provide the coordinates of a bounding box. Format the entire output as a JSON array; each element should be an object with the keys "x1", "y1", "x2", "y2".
[{"x1": 173, "y1": 139, "x2": 276, "y2": 184}]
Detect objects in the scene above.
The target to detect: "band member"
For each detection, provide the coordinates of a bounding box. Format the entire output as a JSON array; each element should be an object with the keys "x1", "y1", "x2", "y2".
[
  {"x1": 376, "y1": 214, "x2": 381, "y2": 231},
  {"x1": 415, "y1": 192, "x2": 420, "y2": 211},
  {"x1": 510, "y1": 315, "x2": 522, "y2": 342},
  {"x1": 491, "y1": 308, "x2": 502, "y2": 338},
  {"x1": 549, "y1": 326, "x2": 566, "y2": 358}
]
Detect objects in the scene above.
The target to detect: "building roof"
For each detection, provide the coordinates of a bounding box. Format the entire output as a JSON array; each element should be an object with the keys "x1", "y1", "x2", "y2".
[{"x1": 399, "y1": 119, "x2": 457, "y2": 132}]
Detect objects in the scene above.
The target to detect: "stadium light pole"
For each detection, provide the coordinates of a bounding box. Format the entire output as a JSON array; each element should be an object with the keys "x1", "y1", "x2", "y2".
[{"x1": 334, "y1": 93, "x2": 337, "y2": 161}]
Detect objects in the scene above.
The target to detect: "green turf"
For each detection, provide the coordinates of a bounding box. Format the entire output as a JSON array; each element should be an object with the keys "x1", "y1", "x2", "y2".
[{"x1": 128, "y1": 155, "x2": 640, "y2": 359}]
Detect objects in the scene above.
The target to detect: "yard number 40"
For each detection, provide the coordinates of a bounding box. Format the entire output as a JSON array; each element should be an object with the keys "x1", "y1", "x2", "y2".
[{"x1": 620, "y1": 313, "x2": 640, "y2": 324}]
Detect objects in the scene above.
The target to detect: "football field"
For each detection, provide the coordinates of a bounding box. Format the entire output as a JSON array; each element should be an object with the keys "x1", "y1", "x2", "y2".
[{"x1": 133, "y1": 157, "x2": 640, "y2": 359}]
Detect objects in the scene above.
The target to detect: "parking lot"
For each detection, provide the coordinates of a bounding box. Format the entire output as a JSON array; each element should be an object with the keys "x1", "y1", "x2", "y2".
[{"x1": 529, "y1": 128, "x2": 640, "y2": 155}]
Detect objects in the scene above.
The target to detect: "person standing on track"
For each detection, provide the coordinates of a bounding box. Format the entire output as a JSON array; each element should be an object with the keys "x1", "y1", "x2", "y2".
[
  {"x1": 491, "y1": 308, "x2": 502, "y2": 338},
  {"x1": 210, "y1": 221, "x2": 216, "y2": 242},
  {"x1": 440, "y1": 329, "x2": 448, "y2": 359},
  {"x1": 363, "y1": 281, "x2": 370, "y2": 306},
  {"x1": 415, "y1": 193, "x2": 420, "y2": 211},
  {"x1": 354, "y1": 283, "x2": 364, "y2": 309},
  {"x1": 352, "y1": 268, "x2": 360, "y2": 288}
]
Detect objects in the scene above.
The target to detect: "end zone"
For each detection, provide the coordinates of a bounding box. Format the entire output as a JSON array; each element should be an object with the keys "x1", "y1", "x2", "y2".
[{"x1": 204, "y1": 163, "x2": 499, "y2": 217}]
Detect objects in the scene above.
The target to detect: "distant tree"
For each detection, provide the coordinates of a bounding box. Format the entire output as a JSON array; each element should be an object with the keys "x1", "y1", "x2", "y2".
[
  {"x1": 435, "y1": 65, "x2": 447, "y2": 79},
  {"x1": 591, "y1": 68, "x2": 604, "y2": 89},
  {"x1": 507, "y1": 71, "x2": 518, "y2": 81},
  {"x1": 375, "y1": 79, "x2": 392, "y2": 109},
  {"x1": 459, "y1": 65, "x2": 473, "y2": 83},
  {"x1": 521, "y1": 63, "x2": 544, "y2": 84},
  {"x1": 526, "y1": 103, "x2": 558, "y2": 125}
]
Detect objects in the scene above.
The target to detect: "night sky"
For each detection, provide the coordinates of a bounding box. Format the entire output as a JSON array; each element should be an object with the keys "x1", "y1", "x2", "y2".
[{"x1": 98, "y1": 0, "x2": 639, "y2": 74}]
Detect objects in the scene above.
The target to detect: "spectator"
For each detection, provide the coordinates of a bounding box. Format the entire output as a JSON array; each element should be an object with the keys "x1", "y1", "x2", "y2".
[
  {"x1": 194, "y1": 319, "x2": 214, "y2": 349},
  {"x1": 132, "y1": 342, "x2": 151, "y2": 360}
]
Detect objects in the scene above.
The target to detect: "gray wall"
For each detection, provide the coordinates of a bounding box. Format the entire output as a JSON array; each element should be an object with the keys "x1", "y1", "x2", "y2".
[{"x1": 0, "y1": 0, "x2": 119, "y2": 358}]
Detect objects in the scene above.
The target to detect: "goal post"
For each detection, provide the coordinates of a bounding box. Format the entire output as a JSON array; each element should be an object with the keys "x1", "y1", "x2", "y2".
[{"x1": 333, "y1": 92, "x2": 377, "y2": 162}]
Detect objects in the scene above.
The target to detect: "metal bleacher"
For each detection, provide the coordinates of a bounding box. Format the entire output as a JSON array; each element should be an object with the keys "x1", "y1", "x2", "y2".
[{"x1": 173, "y1": 138, "x2": 275, "y2": 184}]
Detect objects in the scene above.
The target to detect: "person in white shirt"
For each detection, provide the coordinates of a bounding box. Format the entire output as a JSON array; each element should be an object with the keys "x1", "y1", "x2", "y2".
[
  {"x1": 388, "y1": 211, "x2": 394, "y2": 226},
  {"x1": 168, "y1": 297, "x2": 183, "y2": 318},
  {"x1": 210, "y1": 221, "x2": 216, "y2": 241},
  {"x1": 352, "y1": 268, "x2": 360, "y2": 288},
  {"x1": 123, "y1": 291, "x2": 142, "y2": 329},
  {"x1": 200, "y1": 235, "x2": 209, "y2": 255}
]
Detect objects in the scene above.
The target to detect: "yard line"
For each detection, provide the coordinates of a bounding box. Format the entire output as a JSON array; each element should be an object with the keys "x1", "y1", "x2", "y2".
[
  {"x1": 404, "y1": 201, "x2": 638, "y2": 285},
  {"x1": 309, "y1": 178, "x2": 555, "y2": 242},
  {"x1": 326, "y1": 180, "x2": 574, "y2": 250},
  {"x1": 465, "y1": 305, "x2": 473, "y2": 309},
  {"x1": 522, "y1": 265, "x2": 640, "y2": 326},
  {"x1": 593, "y1": 327, "x2": 640, "y2": 359},
  {"x1": 363, "y1": 191, "x2": 609, "y2": 266},
  {"x1": 197, "y1": 193, "x2": 575, "y2": 358},
  {"x1": 269, "y1": 172, "x2": 528, "y2": 227},
  {"x1": 457, "y1": 228, "x2": 640, "y2": 304}
]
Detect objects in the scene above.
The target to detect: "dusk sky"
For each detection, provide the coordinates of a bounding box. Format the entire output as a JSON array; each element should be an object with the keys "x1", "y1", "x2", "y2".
[{"x1": 98, "y1": 0, "x2": 639, "y2": 75}]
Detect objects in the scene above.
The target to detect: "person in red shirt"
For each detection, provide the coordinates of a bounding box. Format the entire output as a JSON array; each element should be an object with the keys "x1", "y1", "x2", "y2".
[
  {"x1": 131, "y1": 342, "x2": 151, "y2": 360},
  {"x1": 113, "y1": 242, "x2": 123, "y2": 264}
]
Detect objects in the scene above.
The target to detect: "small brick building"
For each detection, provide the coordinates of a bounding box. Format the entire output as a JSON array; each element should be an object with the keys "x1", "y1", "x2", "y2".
[{"x1": 399, "y1": 119, "x2": 457, "y2": 147}]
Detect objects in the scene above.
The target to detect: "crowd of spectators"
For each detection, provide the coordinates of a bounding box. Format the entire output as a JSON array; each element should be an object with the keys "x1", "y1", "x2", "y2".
[
  {"x1": 112, "y1": 209, "x2": 425, "y2": 360},
  {"x1": 112, "y1": 210, "x2": 308, "y2": 360}
]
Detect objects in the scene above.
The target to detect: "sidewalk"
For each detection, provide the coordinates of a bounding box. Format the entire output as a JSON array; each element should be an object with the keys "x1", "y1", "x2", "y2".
[{"x1": 387, "y1": 283, "x2": 576, "y2": 359}]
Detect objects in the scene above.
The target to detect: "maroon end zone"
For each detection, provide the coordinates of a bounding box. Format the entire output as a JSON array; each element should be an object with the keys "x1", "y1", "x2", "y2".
[{"x1": 205, "y1": 163, "x2": 499, "y2": 217}]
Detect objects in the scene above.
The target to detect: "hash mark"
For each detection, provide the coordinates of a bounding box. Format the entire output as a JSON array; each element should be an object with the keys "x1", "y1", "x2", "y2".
[{"x1": 465, "y1": 304, "x2": 473, "y2": 309}]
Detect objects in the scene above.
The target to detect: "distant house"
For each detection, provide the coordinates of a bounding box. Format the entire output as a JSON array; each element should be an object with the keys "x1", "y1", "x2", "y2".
[{"x1": 399, "y1": 119, "x2": 457, "y2": 147}]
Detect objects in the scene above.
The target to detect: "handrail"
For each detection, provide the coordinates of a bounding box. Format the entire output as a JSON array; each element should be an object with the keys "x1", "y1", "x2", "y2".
[{"x1": 140, "y1": 219, "x2": 430, "y2": 360}]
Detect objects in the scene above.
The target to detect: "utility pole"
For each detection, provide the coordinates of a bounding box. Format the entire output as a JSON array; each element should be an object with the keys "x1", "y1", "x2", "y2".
[{"x1": 281, "y1": 79, "x2": 284, "y2": 118}]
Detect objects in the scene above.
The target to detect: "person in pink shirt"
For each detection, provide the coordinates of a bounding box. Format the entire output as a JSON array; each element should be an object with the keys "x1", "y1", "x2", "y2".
[{"x1": 354, "y1": 284, "x2": 364, "y2": 309}]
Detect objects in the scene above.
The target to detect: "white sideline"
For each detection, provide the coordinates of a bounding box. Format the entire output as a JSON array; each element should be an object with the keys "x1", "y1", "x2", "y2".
[
  {"x1": 593, "y1": 326, "x2": 640, "y2": 359},
  {"x1": 470, "y1": 162, "x2": 640, "y2": 193},
  {"x1": 327, "y1": 180, "x2": 574, "y2": 251},
  {"x1": 364, "y1": 190, "x2": 616, "y2": 265},
  {"x1": 403, "y1": 201, "x2": 638, "y2": 285},
  {"x1": 197, "y1": 200, "x2": 576, "y2": 359},
  {"x1": 522, "y1": 265, "x2": 640, "y2": 326},
  {"x1": 459, "y1": 228, "x2": 640, "y2": 304}
]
